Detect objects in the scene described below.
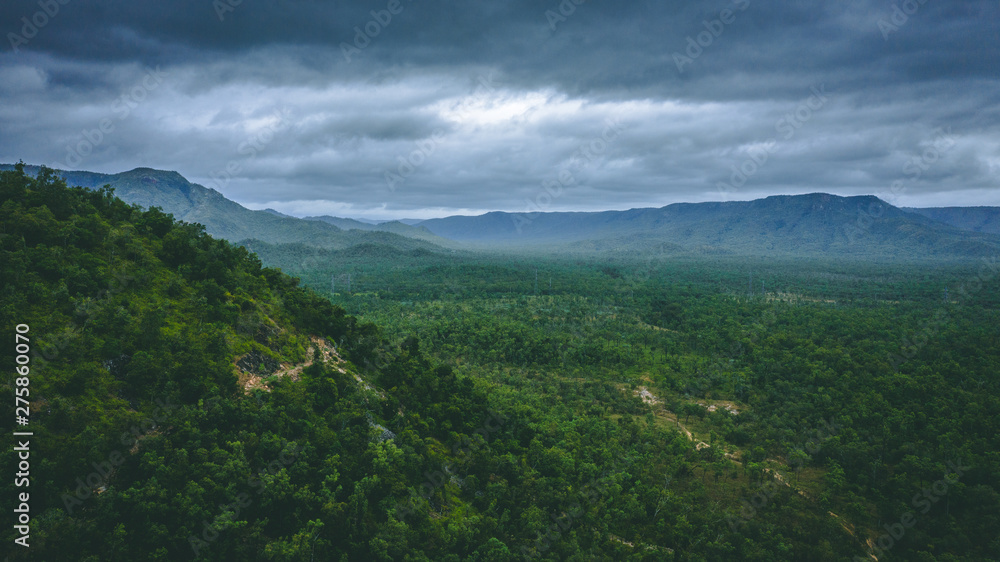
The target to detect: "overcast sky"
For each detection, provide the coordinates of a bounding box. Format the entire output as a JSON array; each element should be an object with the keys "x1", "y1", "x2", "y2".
[{"x1": 1, "y1": 0, "x2": 997, "y2": 219}]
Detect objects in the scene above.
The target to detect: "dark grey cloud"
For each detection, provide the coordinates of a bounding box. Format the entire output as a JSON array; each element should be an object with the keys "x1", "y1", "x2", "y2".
[{"x1": 0, "y1": 0, "x2": 997, "y2": 219}]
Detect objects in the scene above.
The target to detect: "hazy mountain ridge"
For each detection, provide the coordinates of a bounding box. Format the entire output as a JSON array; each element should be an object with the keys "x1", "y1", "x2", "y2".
[
  {"x1": 904, "y1": 206, "x2": 1000, "y2": 235},
  {"x1": 1, "y1": 164, "x2": 446, "y2": 254},
  {"x1": 415, "y1": 193, "x2": 1000, "y2": 258},
  {"x1": 304, "y1": 215, "x2": 457, "y2": 247},
  {"x1": 5, "y1": 163, "x2": 996, "y2": 259}
]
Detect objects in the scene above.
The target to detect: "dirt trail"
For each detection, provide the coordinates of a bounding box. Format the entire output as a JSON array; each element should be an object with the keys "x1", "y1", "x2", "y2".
[
  {"x1": 635, "y1": 383, "x2": 862, "y2": 555},
  {"x1": 636, "y1": 388, "x2": 841, "y2": 499},
  {"x1": 828, "y1": 510, "x2": 857, "y2": 539},
  {"x1": 760, "y1": 464, "x2": 816, "y2": 502},
  {"x1": 635, "y1": 386, "x2": 695, "y2": 441},
  {"x1": 240, "y1": 336, "x2": 372, "y2": 394}
]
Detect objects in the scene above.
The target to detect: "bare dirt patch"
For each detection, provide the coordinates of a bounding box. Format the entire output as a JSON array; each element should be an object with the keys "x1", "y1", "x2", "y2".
[{"x1": 237, "y1": 336, "x2": 349, "y2": 394}]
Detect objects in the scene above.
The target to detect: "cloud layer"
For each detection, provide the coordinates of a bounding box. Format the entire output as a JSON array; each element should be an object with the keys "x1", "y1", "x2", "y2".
[{"x1": 1, "y1": 0, "x2": 997, "y2": 219}]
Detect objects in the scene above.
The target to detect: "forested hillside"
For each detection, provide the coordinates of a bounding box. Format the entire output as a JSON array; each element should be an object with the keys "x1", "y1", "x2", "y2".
[
  {"x1": 2, "y1": 165, "x2": 999, "y2": 561},
  {"x1": 259, "y1": 230, "x2": 1000, "y2": 561}
]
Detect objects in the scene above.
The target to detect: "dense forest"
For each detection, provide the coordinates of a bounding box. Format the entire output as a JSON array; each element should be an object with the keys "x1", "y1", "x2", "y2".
[{"x1": 2, "y1": 165, "x2": 999, "y2": 560}]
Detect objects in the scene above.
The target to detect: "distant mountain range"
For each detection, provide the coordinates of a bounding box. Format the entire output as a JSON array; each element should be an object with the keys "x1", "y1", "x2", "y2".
[
  {"x1": 414, "y1": 194, "x2": 1000, "y2": 258},
  {"x1": 4, "y1": 163, "x2": 998, "y2": 259}
]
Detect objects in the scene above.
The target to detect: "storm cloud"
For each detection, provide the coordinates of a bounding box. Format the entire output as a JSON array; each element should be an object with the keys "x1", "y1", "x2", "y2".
[{"x1": 1, "y1": 0, "x2": 997, "y2": 219}]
